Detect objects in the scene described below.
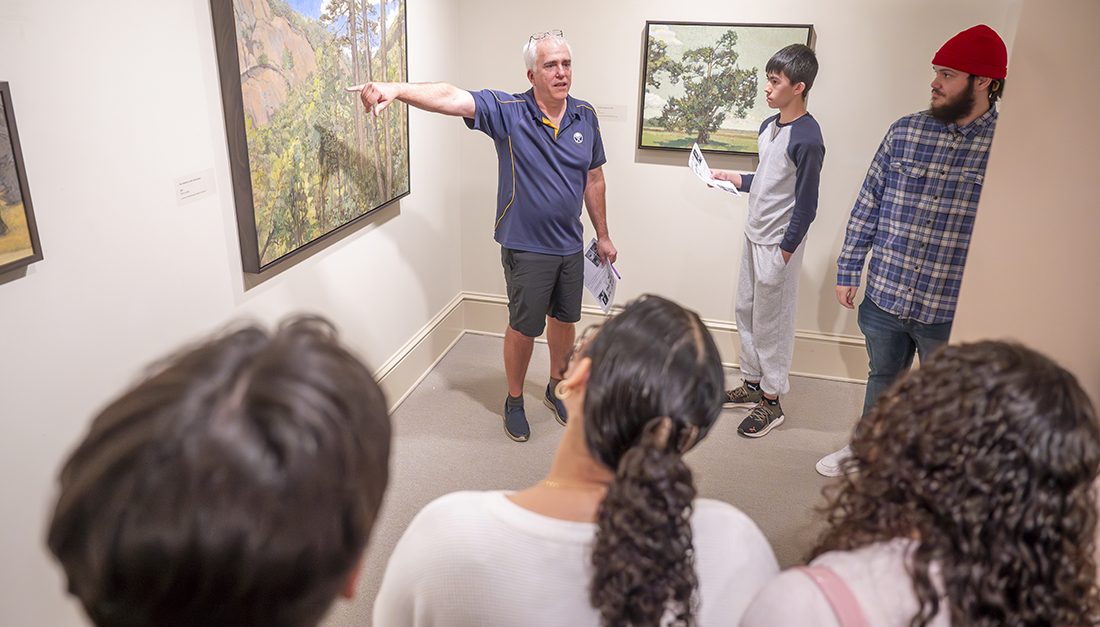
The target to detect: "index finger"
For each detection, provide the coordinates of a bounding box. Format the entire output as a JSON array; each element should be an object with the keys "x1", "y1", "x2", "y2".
[{"x1": 345, "y1": 84, "x2": 365, "y2": 93}]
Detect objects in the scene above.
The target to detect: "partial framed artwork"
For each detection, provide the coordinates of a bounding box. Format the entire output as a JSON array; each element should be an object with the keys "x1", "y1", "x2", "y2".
[
  {"x1": 638, "y1": 21, "x2": 814, "y2": 156},
  {"x1": 0, "y1": 82, "x2": 43, "y2": 275},
  {"x1": 211, "y1": 0, "x2": 409, "y2": 274}
]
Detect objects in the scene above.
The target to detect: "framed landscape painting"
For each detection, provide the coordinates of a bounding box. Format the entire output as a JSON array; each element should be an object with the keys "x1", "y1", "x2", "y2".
[
  {"x1": 638, "y1": 21, "x2": 814, "y2": 155},
  {"x1": 211, "y1": 0, "x2": 409, "y2": 274},
  {"x1": 0, "y1": 82, "x2": 43, "y2": 275}
]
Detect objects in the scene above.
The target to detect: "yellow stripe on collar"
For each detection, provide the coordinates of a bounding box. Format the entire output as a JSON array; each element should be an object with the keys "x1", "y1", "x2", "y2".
[{"x1": 541, "y1": 116, "x2": 559, "y2": 139}]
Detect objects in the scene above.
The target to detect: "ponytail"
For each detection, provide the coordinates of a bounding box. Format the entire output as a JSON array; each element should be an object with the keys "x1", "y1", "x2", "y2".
[{"x1": 589, "y1": 417, "x2": 699, "y2": 627}]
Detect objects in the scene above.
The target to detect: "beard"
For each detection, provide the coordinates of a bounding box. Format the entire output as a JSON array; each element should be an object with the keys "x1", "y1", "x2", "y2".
[{"x1": 929, "y1": 81, "x2": 976, "y2": 124}]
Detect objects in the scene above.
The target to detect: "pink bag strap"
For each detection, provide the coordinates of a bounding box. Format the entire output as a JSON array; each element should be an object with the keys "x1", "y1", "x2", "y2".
[{"x1": 794, "y1": 565, "x2": 869, "y2": 627}]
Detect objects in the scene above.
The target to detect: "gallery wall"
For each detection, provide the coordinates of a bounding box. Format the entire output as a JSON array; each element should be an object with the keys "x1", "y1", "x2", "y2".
[
  {"x1": 951, "y1": 0, "x2": 1100, "y2": 404},
  {"x1": 455, "y1": 0, "x2": 1022, "y2": 368},
  {"x1": 0, "y1": 0, "x2": 464, "y2": 624}
]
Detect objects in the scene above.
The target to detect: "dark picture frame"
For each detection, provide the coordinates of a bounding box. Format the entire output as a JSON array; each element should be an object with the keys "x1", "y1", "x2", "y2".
[
  {"x1": 0, "y1": 81, "x2": 43, "y2": 275},
  {"x1": 638, "y1": 21, "x2": 815, "y2": 156},
  {"x1": 210, "y1": 0, "x2": 410, "y2": 275}
]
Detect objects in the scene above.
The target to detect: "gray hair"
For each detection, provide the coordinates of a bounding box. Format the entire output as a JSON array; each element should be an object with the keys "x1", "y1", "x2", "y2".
[{"x1": 523, "y1": 34, "x2": 573, "y2": 71}]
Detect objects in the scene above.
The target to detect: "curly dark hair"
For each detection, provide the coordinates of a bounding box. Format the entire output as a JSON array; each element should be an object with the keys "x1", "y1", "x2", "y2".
[
  {"x1": 582, "y1": 295, "x2": 725, "y2": 627},
  {"x1": 813, "y1": 341, "x2": 1100, "y2": 626}
]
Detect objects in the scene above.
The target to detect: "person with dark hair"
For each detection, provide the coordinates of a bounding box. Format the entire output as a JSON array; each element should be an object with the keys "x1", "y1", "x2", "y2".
[
  {"x1": 818, "y1": 25, "x2": 1008, "y2": 477},
  {"x1": 373, "y1": 295, "x2": 777, "y2": 626},
  {"x1": 349, "y1": 30, "x2": 616, "y2": 443},
  {"x1": 709, "y1": 43, "x2": 825, "y2": 438},
  {"x1": 743, "y1": 341, "x2": 1100, "y2": 626},
  {"x1": 46, "y1": 317, "x2": 392, "y2": 627}
]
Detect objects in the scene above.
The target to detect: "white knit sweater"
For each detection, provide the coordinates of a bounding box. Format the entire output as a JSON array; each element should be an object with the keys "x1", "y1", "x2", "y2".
[{"x1": 372, "y1": 491, "x2": 779, "y2": 627}]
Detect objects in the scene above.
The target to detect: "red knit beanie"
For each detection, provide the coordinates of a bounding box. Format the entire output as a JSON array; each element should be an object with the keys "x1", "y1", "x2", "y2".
[{"x1": 932, "y1": 24, "x2": 1007, "y2": 79}]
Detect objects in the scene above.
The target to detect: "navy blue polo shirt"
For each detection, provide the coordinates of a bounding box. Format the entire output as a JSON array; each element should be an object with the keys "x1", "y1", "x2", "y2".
[{"x1": 464, "y1": 88, "x2": 606, "y2": 256}]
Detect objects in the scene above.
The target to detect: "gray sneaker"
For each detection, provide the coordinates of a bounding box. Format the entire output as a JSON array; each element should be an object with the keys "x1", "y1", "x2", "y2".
[
  {"x1": 737, "y1": 399, "x2": 785, "y2": 438},
  {"x1": 724, "y1": 382, "x2": 763, "y2": 407}
]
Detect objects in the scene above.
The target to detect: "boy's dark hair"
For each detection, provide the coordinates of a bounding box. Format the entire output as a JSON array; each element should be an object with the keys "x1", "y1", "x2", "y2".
[
  {"x1": 766, "y1": 43, "x2": 819, "y2": 97},
  {"x1": 47, "y1": 316, "x2": 392, "y2": 627}
]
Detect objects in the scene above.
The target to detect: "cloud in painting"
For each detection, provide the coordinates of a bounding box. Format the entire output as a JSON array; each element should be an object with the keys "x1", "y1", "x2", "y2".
[
  {"x1": 649, "y1": 25, "x2": 682, "y2": 47},
  {"x1": 643, "y1": 92, "x2": 667, "y2": 119}
]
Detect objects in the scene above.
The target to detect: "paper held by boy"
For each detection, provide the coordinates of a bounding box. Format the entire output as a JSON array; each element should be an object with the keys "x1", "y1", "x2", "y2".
[{"x1": 689, "y1": 143, "x2": 741, "y2": 196}]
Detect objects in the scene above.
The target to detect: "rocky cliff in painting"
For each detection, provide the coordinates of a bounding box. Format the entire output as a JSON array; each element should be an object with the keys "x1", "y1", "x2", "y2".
[{"x1": 234, "y1": 0, "x2": 318, "y2": 126}]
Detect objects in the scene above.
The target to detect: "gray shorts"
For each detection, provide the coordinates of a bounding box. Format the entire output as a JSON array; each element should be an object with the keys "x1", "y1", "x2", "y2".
[{"x1": 501, "y1": 247, "x2": 583, "y2": 337}]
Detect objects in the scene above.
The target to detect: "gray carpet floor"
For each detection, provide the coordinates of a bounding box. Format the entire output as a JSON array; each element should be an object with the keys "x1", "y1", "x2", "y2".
[{"x1": 325, "y1": 333, "x2": 865, "y2": 627}]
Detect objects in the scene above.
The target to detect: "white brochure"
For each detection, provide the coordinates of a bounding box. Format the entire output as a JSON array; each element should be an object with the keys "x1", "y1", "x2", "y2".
[
  {"x1": 582, "y1": 238, "x2": 618, "y2": 314},
  {"x1": 689, "y1": 142, "x2": 741, "y2": 195}
]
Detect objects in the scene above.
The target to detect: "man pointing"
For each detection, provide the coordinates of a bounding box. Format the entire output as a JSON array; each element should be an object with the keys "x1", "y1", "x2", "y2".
[{"x1": 350, "y1": 30, "x2": 615, "y2": 442}]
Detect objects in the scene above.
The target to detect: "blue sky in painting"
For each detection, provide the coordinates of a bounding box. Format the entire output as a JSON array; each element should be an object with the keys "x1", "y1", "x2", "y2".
[
  {"x1": 280, "y1": 0, "x2": 398, "y2": 41},
  {"x1": 286, "y1": 0, "x2": 322, "y2": 19}
]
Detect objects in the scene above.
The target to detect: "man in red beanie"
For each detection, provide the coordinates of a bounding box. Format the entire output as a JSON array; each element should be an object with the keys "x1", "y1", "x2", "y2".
[{"x1": 817, "y1": 25, "x2": 1007, "y2": 477}]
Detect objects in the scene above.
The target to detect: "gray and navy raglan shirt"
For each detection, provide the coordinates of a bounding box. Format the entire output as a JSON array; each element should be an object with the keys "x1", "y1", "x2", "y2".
[{"x1": 738, "y1": 113, "x2": 825, "y2": 253}]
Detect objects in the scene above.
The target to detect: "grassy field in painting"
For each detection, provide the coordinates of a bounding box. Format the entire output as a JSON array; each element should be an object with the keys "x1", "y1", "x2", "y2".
[
  {"x1": 641, "y1": 127, "x2": 758, "y2": 153},
  {"x1": 0, "y1": 202, "x2": 33, "y2": 266}
]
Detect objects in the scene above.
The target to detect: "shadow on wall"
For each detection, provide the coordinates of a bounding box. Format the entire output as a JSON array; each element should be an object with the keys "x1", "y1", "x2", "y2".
[
  {"x1": 633, "y1": 143, "x2": 759, "y2": 172},
  {"x1": 241, "y1": 202, "x2": 402, "y2": 290},
  {"x1": 255, "y1": 200, "x2": 453, "y2": 383},
  {"x1": 813, "y1": 219, "x2": 854, "y2": 336},
  {"x1": 0, "y1": 264, "x2": 29, "y2": 287}
]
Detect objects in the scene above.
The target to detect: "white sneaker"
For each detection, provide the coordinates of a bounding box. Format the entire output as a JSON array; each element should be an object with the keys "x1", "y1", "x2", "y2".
[{"x1": 816, "y1": 445, "x2": 853, "y2": 477}]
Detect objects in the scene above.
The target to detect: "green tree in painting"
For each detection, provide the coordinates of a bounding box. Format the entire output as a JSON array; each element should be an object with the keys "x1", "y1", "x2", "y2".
[
  {"x1": 320, "y1": 0, "x2": 364, "y2": 153},
  {"x1": 654, "y1": 30, "x2": 757, "y2": 145},
  {"x1": 356, "y1": 0, "x2": 408, "y2": 199},
  {"x1": 380, "y1": 0, "x2": 408, "y2": 196},
  {"x1": 352, "y1": 0, "x2": 387, "y2": 196},
  {"x1": 645, "y1": 38, "x2": 681, "y2": 90}
]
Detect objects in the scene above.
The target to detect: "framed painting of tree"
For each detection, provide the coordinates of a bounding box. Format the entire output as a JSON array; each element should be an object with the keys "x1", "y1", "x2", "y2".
[
  {"x1": 0, "y1": 82, "x2": 43, "y2": 275},
  {"x1": 211, "y1": 0, "x2": 409, "y2": 274},
  {"x1": 638, "y1": 21, "x2": 814, "y2": 155}
]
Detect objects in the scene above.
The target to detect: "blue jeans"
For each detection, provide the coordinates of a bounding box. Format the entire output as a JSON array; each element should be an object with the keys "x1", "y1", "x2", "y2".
[{"x1": 858, "y1": 298, "x2": 952, "y2": 415}]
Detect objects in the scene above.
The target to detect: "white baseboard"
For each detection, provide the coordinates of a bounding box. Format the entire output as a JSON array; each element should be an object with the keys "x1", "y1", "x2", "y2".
[
  {"x1": 462, "y1": 292, "x2": 868, "y2": 384},
  {"x1": 374, "y1": 293, "x2": 466, "y2": 412},
  {"x1": 377, "y1": 291, "x2": 868, "y2": 412}
]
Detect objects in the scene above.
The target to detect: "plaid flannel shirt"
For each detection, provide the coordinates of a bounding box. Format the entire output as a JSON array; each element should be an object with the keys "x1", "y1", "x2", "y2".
[{"x1": 836, "y1": 108, "x2": 998, "y2": 324}]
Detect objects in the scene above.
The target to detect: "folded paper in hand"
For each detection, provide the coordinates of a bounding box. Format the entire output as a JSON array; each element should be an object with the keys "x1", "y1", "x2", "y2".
[
  {"x1": 582, "y1": 238, "x2": 617, "y2": 314},
  {"x1": 689, "y1": 143, "x2": 741, "y2": 195}
]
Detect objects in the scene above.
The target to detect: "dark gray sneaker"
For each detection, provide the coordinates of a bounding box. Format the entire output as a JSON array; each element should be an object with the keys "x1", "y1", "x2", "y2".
[
  {"x1": 724, "y1": 382, "x2": 763, "y2": 407},
  {"x1": 543, "y1": 383, "x2": 568, "y2": 426},
  {"x1": 503, "y1": 397, "x2": 530, "y2": 442},
  {"x1": 737, "y1": 399, "x2": 785, "y2": 438}
]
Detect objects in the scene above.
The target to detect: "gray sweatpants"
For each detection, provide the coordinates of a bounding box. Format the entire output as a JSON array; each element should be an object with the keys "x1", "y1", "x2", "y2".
[{"x1": 735, "y1": 235, "x2": 805, "y2": 397}]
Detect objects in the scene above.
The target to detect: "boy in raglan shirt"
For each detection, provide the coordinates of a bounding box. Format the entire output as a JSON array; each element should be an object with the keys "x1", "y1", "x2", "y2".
[{"x1": 710, "y1": 43, "x2": 824, "y2": 437}]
